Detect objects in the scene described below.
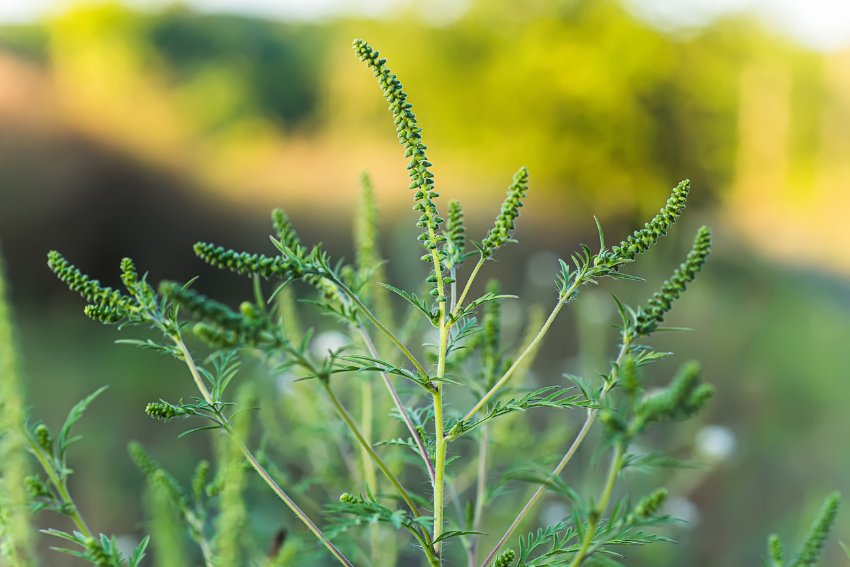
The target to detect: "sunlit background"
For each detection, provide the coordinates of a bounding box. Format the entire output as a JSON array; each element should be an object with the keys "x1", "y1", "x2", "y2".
[{"x1": 1, "y1": 0, "x2": 849, "y2": 565}]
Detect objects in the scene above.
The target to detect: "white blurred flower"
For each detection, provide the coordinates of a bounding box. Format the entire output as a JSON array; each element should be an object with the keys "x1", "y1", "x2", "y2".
[
  {"x1": 275, "y1": 370, "x2": 299, "y2": 394},
  {"x1": 310, "y1": 330, "x2": 349, "y2": 358},
  {"x1": 664, "y1": 497, "x2": 700, "y2": 527},
  {"x1": 540, "y1": 502, "x2": 570, "y2": 527},
  {"x1": 695, "y1": 425, "x2": 736, "y2": 463},
  {"x1": 423, "y1": 327, "x2": 440, "y2": 348},
  {"x1": 114, "y1": 536, "x2": 141, "y2": 560}
]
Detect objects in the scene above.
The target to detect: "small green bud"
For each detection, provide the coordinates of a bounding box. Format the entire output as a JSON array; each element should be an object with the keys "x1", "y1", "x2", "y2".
[
  {"x1": 34, "y1": 424, "x2": 52, "y2": 453},
  {"x1": 768, "y1": 534, "x2": 784, "y2": 564},
  {"x1": 481, "y1": 167, "x2": 529, "y2": 259},
  {"x1": 25, "y1": 475, "x2": 51, "y2": 498},
  {"x1": 239, "y1": 301, "x2": 258, "y2": 319},
  {"x1": 85, "y1": 537, "x2": 110, "y2": 565},
  {"x1": 635, "y1": 488, "x2": 668, "y2": 518},
  {"x1": 145, "y1": 401, "x2": 192, "y2": 421},
  {"x1": 339, "y1": 492, "x2": 363, "y2": 504},
  {"x1": 494, "y1": 548, "x2": 515, "y2": 567}
]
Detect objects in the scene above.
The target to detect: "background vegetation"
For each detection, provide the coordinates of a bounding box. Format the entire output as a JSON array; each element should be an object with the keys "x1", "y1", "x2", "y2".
[{"x1": 0, "y1": 0, "x2": 848, "y2": 564}]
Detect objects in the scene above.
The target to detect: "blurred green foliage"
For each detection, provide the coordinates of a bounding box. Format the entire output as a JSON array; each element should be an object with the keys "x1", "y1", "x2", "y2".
[{"x1": 0, "y1": 1, "x2": 848, "y2": 565}]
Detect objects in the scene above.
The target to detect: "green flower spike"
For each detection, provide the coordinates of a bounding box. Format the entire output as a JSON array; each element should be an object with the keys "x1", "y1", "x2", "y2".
[
  {"x1": 634, "y1": 488, "x2": 668, "y2": 518},
  {"x1": 47, "y1": 251, "x2": 133, "y2": 314},
  {"x1": 792, "y1": 492, "x2": 841, "y2": 567},
  {"x1": 607, "y1": 179, "x2": 691, "y2": 264},
  {"x1": 271, "y1": 208, "x2": 303, "y2": 253},
  {"x1": 193, "y1": 242, "x2": 296, "y2": 279},
  {"x1": 481, "y1": 166, "x2": 529, "y2": 259},
  {"x1": 635, "y1": 225, "x2": 712, "y2": 335},
  {"x1": 443, "y1": 199, "x2": 466, "y2": 268},
  {"x1": 352, "y1": 39, "x2": 446, "y2": 275}
]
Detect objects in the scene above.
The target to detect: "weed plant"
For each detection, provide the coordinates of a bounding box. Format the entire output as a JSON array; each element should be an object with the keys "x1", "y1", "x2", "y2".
[{"x1": 0, "y1": 40, "x2": 842, "y2": 566}]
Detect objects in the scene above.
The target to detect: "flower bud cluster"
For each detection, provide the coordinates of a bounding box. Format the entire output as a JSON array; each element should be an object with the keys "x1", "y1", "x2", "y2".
[
  {"x1": 47, "y1": 251, "x2": 134, "y2": 320},
  {"x1": 481, "y1": 167, "x2": 529, "y2": 258},
  {"x1": 605, "y1": 180, "x2": 691, "y2": 264},
  {"x1": 443, "y1": 199, "x2": 466, "y2": 267},
  {"x1": 635, "y1": 226, "x2": 712, "y2": 335},
  {"x1": 193, "y1": 242, "x2": 297, "y2": 279},
  {"x1": 353, "y1": 39, "x2": 446, "y2": 282}
]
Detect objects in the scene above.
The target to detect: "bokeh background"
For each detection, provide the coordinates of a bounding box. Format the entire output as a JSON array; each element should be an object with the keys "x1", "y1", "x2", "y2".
[{"x1": 1, "y1": 0, "x2": 849, "y2": 565}]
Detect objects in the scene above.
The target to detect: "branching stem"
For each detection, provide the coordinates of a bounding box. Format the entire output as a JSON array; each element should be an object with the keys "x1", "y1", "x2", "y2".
[
  {"x1": 332, "y1": 277, "x2": 430, "y2": 381},
  {"x1": 27, "y1": 439, "x2": 93, "y2": 541},
  {"x1": 568, "y1": 442, "x2": 626, "y2": 567},
  {"x1": 457, "y1": 288, "x2": 567, "y2": 428},
  {"x1": 479, "y1": 336, "x2": 632, "y2": 567},
  {"x1": 468, "y1": 425, "x2": 489, "y2": 566},
  {"x1": 322, "y1": 382, "x2": 424, "y2": 522},
  {"x1": 173, "y1": 335, "x2": 353, "y2": 567},
  {"x1": 451, "y1": 256, "x2": 485, "y2": 320},
  {"x1": 356, "y1": 325, "x2": 437, "y2": 486}
]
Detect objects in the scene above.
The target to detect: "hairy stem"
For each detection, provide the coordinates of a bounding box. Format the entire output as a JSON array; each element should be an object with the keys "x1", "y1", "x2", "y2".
[
  {"x1": 432, "y1": 259, "x2": 449, "y2": 556},
  {"x1": 357, "y1": 325, "x2": 437, "y2": 486},
  {"x1": 480, "y1": 337, "x2": 632, "y2": 567}
]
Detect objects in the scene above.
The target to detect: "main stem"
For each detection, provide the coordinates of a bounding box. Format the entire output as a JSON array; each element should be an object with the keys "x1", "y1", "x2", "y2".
[
  {"x1": 432, "y1": 310, "x2": 449, "y2": 556},
  {"x1": 430, "y1": 238, "x2": 449, "y2": 558},
  {"x1": 174, "y1": 336, "x2": 353, "y2": 567}
]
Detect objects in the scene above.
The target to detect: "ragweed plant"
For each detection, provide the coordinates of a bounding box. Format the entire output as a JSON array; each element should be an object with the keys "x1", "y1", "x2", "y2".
[{"x1": 1, "y1": 39, "x2": 840, "y2": 567}]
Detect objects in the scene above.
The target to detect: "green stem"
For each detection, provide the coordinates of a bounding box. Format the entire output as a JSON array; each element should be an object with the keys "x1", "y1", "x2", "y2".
[
  {"x1": 173, "y1": 336, "x2": 353, "y2": 567},
  {"x1": 449, "y1": 266, "x2": 458, "y2": 314},
  {"x1": 432, "y1": 320, "x2": 449, "y2": 556},
  {"x1": 468, "y1": 425, "x2": 489, "y2": 566},
  {"x1": 356, "y1": 324, "x2": 437, "y2": 486},
  {"x1": 568, "y1": 443, "x2": 626, "y2": 567},
  {"x1": 358, "y1": 368, "x2": 381, "y2": 561},
  {"x1": 431, "y1": 241, "x2": 450, "y2": 555},
  {"x1": 451, "y1": 256, "x2": 485, "y2": 320},
  {"x1": 27, "y1": 440, "x2": 93, "y2": 540},
  {"x1": 479, "y1": 336, "x2": 632, "y2": 567},
  {"x1": 322, "y1": 382, "x2": 424, "y2": 521},
  {"x1": 252, "y1": 274, "x2": 266, "y2": 314},
  {"x1": 359, "y1": 377, "x2": 376, "y2": 493},
  {"x1": 332, "y1": 278, "x2": 430, "y2": 382},
  {"x1": 456, "y1": 286, "x2": 572, "y2": 429},
  {"x1": 174, "y1": 338, "x2": 214, "y2": 405},
  {"x1": 225, "y1": 424, "x2": 353, "y2": 566}
]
